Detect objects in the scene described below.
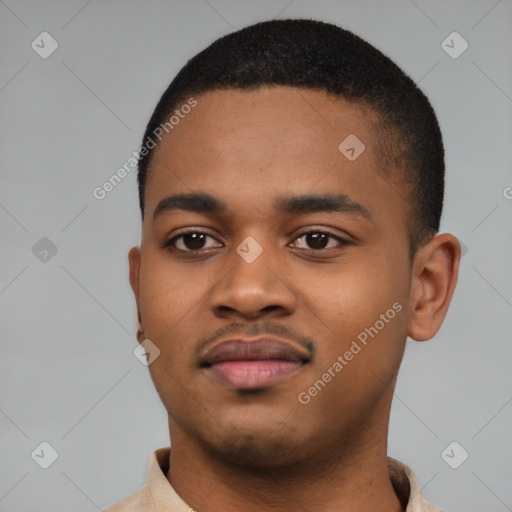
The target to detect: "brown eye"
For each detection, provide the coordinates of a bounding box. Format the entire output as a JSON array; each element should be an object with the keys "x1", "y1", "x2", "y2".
[
  {"x1": 304, "y1": 233, "x2": 329, "y2": 249},
  {"x1": 293, "y1": 231, "x2": 346, "y2": 251},
  {"x1": 168, "y1": 232, "x2": 222, "y2": 252}
]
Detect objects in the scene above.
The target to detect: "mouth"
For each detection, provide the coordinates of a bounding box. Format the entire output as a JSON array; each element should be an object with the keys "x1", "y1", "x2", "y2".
[{"x1": 200, "y1": 336, "x2": 311, "y2": 390}]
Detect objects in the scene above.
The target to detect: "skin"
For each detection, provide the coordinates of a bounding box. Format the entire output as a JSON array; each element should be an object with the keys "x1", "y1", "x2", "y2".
[{"x1": 129, "y1": 86, "x2": 460, "y2": 512}]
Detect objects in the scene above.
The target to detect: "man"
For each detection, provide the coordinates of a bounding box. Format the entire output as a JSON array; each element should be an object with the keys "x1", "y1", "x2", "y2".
[{"x1": 106, "y1": 18, "x2": 460, "y2": 511}]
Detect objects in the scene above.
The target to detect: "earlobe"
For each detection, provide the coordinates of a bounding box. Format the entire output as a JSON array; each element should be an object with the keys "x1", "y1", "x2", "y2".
[
  {"x1": 407, "y1": 233, "x2": 461, "y2": 342},
  {"x1": 128, "y1": 246, "x2": 142, "y2": 329}
]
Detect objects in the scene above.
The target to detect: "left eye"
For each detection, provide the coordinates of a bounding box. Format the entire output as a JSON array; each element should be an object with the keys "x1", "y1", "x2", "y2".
[{"x1": 291, "y1": 231, "x2": 344, "y2": 250}]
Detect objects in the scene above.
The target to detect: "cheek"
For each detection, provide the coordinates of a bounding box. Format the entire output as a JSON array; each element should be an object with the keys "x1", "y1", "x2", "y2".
[
  {"x1": 298, "y1": 254, "x2": 409, "y2": 381},
  {"x1": 139, "y1": 251, "x2": 207, "y2": 332},
  {"x1": 300, "y1": 254, "x2": 405, "y2": 331},
  {"x1": 137, "y1": 253, "x2": 215, "y2": 396},
  {"x1": 139, "y1": 256, "x2": 205, "y2": 414},
  {"x1": 298, "y1": 279, "x2": 407, "y2": 429}
]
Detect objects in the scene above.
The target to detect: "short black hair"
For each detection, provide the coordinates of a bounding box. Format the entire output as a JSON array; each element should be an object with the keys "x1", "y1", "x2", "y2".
[{"x1": 138, "y1": 18, "x2": 444, "y2": 257}]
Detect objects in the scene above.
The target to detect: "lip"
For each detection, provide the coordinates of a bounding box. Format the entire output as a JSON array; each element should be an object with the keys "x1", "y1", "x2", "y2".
[{"x1": 200, "y1": 336, "x2": 311, "y2": 390}]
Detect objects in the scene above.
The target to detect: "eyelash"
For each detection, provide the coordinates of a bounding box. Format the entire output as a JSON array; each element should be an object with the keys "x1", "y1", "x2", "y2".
[{"x1": 163, "y1": 229, "x2": 350, "y2": 254}]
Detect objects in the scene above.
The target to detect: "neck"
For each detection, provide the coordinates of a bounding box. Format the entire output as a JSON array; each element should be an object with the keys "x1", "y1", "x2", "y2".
[{"x1": 166, "y1": 411, "x2": 404, "y2": 512}]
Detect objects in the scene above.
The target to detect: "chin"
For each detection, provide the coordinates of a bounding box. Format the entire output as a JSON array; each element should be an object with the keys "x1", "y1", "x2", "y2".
[
  {"x1": 188, "y1": 408, "x2": 318, "y2": 469},
  {"x1": 205, "y1": 430, "x2": 307, "y2": 468}
]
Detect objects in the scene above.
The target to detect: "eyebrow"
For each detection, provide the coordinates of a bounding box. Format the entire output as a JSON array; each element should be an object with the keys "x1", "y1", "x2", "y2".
[
  {"x1": 153, "y1": 193, "x2": 228, "y2": 219},
  {"x1": 275, "y1": 193, "x2": 373, "y2": 222},
  {"x1": 152, "y1": 192, "x2": 373, "y2": 223}
]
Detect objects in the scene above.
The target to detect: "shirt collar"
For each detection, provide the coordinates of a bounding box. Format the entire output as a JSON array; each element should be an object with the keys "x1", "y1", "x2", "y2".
[
  {"x1": 387, "y1": 456, "x2": 442, "y2": 511},
  {"x1": 105, "y1": 447, "x2": 443, "y2": 512}
]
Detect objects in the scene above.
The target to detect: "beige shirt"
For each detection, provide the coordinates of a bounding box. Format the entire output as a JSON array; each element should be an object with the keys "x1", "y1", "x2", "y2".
[{"x1": 104, "y1": 447, "x2": 443, "y2": 512}]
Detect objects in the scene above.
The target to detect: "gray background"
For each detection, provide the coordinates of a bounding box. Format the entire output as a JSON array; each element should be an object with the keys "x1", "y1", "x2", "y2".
[{"x1": 1, "y1": 0, "x2": 511, "y2": 510}]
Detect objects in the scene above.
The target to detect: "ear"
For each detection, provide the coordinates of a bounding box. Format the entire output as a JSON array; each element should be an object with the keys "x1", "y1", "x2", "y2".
[
  {"x1": 128, "y1": 246, "x2": 142, "y2": 328},
  {"x1": 408, "y1": 233, "x2": 461, "y2": 342}
]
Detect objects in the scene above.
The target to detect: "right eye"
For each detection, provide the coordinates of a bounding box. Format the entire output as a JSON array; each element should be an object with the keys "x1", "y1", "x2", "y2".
[{"x1": 164, "y1": 231, "x2": 223, "y2": 252}]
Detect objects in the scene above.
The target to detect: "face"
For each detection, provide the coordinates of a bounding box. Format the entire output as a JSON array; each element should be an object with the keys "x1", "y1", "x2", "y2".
[{"x1": 130, "y1": 87, "x2": 418, "y2": 467}]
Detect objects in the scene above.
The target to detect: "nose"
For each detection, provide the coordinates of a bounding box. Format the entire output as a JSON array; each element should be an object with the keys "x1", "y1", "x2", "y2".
[{"x1": 209, "y1": 244, "x2": 298, "y2": 320}]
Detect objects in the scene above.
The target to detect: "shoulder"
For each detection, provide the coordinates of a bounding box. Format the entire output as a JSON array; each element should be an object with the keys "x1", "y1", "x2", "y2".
[
  {"x1": 102, "y1": 486, "x2": 147, "y2": 512},
  {"x1": 422, "y1": 499, "x2": 446, "y2": 512}
]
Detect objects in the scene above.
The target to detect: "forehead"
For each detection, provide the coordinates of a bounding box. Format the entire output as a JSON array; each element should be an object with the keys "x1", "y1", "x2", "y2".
[
  {"x1": 144, "y1": 87, "x2": 407, "y2": 232},
  {"x1": 150, "y1": 86, "x2": 376, "y2": 174}
]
